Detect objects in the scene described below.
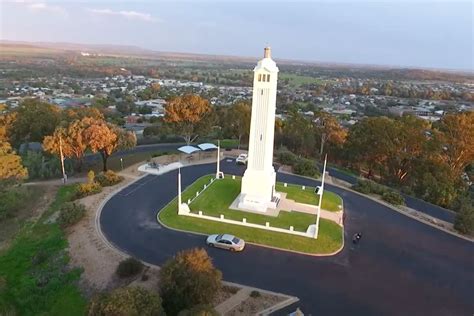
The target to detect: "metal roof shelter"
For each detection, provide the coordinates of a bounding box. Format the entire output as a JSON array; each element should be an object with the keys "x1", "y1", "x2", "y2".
[
  {"x1": 177, "y1": 145, "x2": 201, "y2": 154},
  {"x1": 197, "y1": 143, "x2": 218, "y2": 151}
]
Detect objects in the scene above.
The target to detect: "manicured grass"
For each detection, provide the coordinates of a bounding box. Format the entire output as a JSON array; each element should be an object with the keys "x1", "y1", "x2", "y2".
[
  {"x1": 0, "y1": 186, "x2": 86, "y2": 316},
  {"x1": 275, "y1": 183, "x2": 343, "y2": 212},
  {"x1": 217, "y1": 139, "x2": 240, "y2": 149},
  {"x1": 159, "y1": 175, "x2": 343, "y2": 254}
]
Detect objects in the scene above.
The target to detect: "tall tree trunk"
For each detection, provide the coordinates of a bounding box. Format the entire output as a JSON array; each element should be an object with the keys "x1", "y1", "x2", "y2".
[{"x1": 101, "y1": 151, "x2": 108, "y2": 172}]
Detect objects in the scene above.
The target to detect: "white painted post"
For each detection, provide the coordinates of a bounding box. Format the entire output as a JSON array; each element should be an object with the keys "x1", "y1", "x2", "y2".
[
  {"x1": 216, "y1": 139, "x2": 221, "y2": 179},
  {"x1": 177, "y1": 168, "x2": 182, "y2": 214},
  {"x1": 220, "y1": 214, "x2": 224, "y2": 220},
  {"x1": 314, "y1": 154, "x2": 328, "y2": 239},
  {"x1": 266, "y1": 222, "x2": 270, "y2": 227},
  {"x1": 232, "y1": 175, "x2": 236, "y2": 180},
  {"x1": 243, "y1": 218, "x2": 247, "y2": 223},
  {"x1": 204, "y1": 184, "x2": 207, "y2": 189},
  {"x1": 290, "y1": 226, "x2": 294, "y2": 231},
  {"x1": 187, "y1": 199, "x2": 191, "y2": 204},
  {"x1": 284, "y1": 183, "x2": 287, "y2": 187},
  {"x1": 198, "y1": 211, "x2": 202, "y2": 216},
  {"x1": 302, "y1": 186, "x2": 306, "y2": 190},
  {"x1": 196, "y1": 191, "x2": 199, "y2": 197}
]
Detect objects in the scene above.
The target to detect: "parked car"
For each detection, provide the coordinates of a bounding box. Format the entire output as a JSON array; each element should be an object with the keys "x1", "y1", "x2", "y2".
[
  {"x1": 206, "y1": 234, "x2": 245, "y2": 252},
  {"x1": 314, "y1": 186, "x2": 322, "y2": 195},
  {"x1": 236, "y1": 153, "x2": 248, "y2": 165}
]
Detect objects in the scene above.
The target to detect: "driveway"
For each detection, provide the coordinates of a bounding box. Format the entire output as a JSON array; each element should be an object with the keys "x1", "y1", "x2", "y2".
[{"x1": 100, "y1": 159, "x2": 474, "y2": 315}]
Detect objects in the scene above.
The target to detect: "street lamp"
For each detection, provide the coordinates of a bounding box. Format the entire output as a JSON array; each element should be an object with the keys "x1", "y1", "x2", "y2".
[{"x1": 314, "y1": 154, "x2": 328, "y2": 239}]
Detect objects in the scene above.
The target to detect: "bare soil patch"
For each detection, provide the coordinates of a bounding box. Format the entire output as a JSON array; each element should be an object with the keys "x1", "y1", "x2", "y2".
[{"x1": 66, "y1": 170, "x2": 139, "y2": 297}]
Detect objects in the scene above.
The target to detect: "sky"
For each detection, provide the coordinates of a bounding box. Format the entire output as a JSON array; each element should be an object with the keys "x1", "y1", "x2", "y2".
[{"x1": 1, "y1": 0, "x2": 473, "y2": 70}]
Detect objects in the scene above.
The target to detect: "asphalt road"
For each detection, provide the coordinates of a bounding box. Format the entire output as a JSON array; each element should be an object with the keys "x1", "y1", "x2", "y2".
[
  {"x1": 100, "y1": 159, "x2": 474, "y2": 315},
  {"x1": 94, "y1": 143, "x2": 457, "y2": 224}
]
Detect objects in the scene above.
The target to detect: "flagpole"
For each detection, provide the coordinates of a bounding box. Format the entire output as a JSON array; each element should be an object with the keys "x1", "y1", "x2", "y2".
[
  {"x1": 178, "y1": 167, "x2": 182, "y2": 211},
  {"x1": 314, "y1": 154, "x2": 328, "y2": 239}
]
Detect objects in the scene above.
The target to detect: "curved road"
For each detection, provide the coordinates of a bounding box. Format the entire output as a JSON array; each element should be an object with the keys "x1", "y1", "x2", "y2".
[
  {"x1": 100, "y1": 159, "x2": 474, "y2": 315},
  {"x1": 93, "y1": 143, "x2": 457, "y2": 223}
]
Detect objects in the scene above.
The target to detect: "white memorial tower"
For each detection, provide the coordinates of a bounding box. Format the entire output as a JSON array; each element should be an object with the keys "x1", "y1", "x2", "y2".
[{"x1": 238, "y1": 47, "x2": 280, "y2": 212}]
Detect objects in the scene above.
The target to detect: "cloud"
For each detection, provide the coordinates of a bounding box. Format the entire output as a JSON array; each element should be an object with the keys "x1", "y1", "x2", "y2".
[
  {"x1": 88, "y1": 8, "x2": 158, "y2": 22},
  {"x1": 11, "y1": 1, "x2": 67, "y2": 15}
]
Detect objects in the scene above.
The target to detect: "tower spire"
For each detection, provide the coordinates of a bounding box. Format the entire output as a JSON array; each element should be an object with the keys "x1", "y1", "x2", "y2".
[{"x1": 264, "y1": 46, "x2": 271, "y2": 59}]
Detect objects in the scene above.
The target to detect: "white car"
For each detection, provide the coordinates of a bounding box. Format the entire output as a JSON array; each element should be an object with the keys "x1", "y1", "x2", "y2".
[
  {"x1": 206, "y1": 234, "x2": 245, "y2": 252},
  {"x1": 236, "y1": 153, "x2": 248, "y2": 165},
  {"x1": 314, "y1": 186, "x2": 322, "y2": 195}
]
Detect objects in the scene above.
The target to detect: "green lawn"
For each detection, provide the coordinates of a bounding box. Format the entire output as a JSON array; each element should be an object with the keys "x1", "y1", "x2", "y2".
[
  {"x1": 159, "y1": 175, "x2": 343, "y2": 254},
  {"x1": 0, "y1": 185, "x2": 86, "y2": 316},
  {"x1": 275, "y1": 183, "x2": 343, "y2": 212}
]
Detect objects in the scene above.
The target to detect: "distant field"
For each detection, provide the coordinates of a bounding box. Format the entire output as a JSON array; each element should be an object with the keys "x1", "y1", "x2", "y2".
[
  {"x1": 279, "y1": 73, "x2": 324, "y2": 87},
  {"x1": 0, "y1": 44, "x2": 64, "y2": 57}
]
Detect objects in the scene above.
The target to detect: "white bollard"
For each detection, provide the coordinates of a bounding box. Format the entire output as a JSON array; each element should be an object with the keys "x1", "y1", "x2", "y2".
[
  {"x1": 204, "y1": 184, "x2": 207, "y2": 189},
  {"x1": 302, "y1": 186, "x2": 305, "y2": 190},
  {"x1": 220, "y1": 214, "x2": 224, "y2": 220},
  {"x1": 232, "y1": 175, "x2": 236, "y2": 180},
  {"x1": 284, "y1": 183, "x2": 287, "y2": 187},
  {"x1": 188, "y1": 199, "x2": 191, "y2": 204},
  {"x1": 243, "y1": 218, "x2": 246, "y2": 223},
  {"x1": 266, "y1": 222, "x2": 270, "y2": 227},
  {"x1": 198, "y1": 211, "x2": 202, "y2": 216},
  {"x1": 289, "y1": 226, "x2": 294, "y2": 231},
  {"x1": 196, "y1": 191, "x2": 199, "y2": 197}
]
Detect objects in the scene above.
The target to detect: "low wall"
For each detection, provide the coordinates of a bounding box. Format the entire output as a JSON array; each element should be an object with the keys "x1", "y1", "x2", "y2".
[
  {"x1": 181, "y1": 211, "x2": 313, "y2": 238},
  {"x1": 178, "y1": 175, "x2": 317, "y2": 238}
]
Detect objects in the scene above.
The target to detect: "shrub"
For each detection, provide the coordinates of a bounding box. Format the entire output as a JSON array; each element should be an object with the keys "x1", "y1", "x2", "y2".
[
  {"x1": 95, "y1": 170, "x2": 124, "y2": 187},
  {"x1": 57, "y1": 202, "x2": 86, "y2": 228},
  {"x1": 250, "y1": 290, "x2": 261, "y2": 298},
  {"x1": 22, "y1": 150, "x2": 74, "y2": 180},
  {"x1": 178, "y1": 304, "x2": 219, "y2": 316},
  {"x1": 159, "y1": 248, "x2": 222, "y2": 315},
  {"x1": 88, "y1": 287, "x2": 164, "y2": 316},
  {"x1": 382, "y1": 191, "x2": 405, "y2": 206},
  {"x1": 293, "y1": 158, "x2": 320, "y2": 178},
  {"x1": 0, "y1": 186, "x2": 29, "y2": 220},
  {"x1": 352, "y1": 180, "x2": 386, "y2": 195},
  {"x1": 353, "y1": 180, "x2": 405, "y2": 205},
  {"x1": 116, "y1": 257, "x2": 144, "y2": 278},
  {"x1": 277, "y1": 150, "x2": 298, "y2": 166},
  {"x1": 454, "y1": 198, "x2": 474, "y2": 235},
  {"x1": 73, "y1": 182, "x2": 102, "y2": 200}
]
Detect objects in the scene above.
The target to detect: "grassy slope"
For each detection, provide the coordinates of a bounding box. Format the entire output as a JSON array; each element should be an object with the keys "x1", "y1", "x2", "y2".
[
  {"x1": 159, "y1": 175, "x2": 342, "y2": 254},
  {"x1": 275, "y1": 183, "x2": 343, "y2": 212},
  {"x1": 0, "y1": 185, "x2": 86, "y2": 316}
]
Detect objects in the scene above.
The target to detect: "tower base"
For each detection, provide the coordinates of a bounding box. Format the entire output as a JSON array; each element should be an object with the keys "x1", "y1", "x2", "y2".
[{"x1": 237, "y1": 192, "x2": 280, "y2": 212}]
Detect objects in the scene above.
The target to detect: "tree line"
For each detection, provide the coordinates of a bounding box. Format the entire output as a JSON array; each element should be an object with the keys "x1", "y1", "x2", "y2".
[{"x1": 0, "y1": 99, "x2": 136, "y2": 183}]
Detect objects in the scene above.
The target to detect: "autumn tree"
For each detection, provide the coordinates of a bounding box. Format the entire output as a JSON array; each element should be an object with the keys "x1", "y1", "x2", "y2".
[
  {"x1": 312, "y1": 111, "x2": 347, "y2": 158},
  {"x1": 62, "y1": 107, "x2": 104, "y2": 123},
  {"x1": 0, "y1": 105, "x2": 27, "y2": 181},
  {"x1": 343, "y1": 116, "x2": 399, "y2": 179},
  {"x1": 159, "y1": 248, "x2": 222, "y2": 315},
  {"x1": 43, "y1": 119, "x2": 89, "y2": 172},
  {"x1": 164, "y1": 94, "x2": 212, "y2": 145},
  {"x1": 0, "y1": 140, "x2": 28, "y2": 181},
  {"x1": 9, "y1": 99, "x2": 61, "y2": 147},
  {"x1": 83, "y1": 118, "x2": 136, "y2": 171},
  {"x1": 227, "y1": 101, "x2": 251, "y2": 148},
  {"x1": 435, "y1": 112, "x2": 474, "y2": 176}
]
